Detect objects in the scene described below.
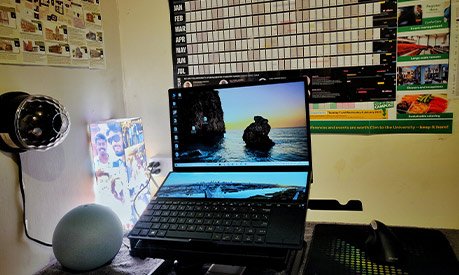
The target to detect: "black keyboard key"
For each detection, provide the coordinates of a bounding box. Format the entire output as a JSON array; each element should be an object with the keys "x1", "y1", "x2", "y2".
[
  {"x1": 245, "y1": 228, "x2": 255, "y2": 234},
  {"x1": 232, "y1": 220, "x2": 241, "y2": 226},
  {"x1": 222, "y1": 234, "x2": 232, "y2": 241},
  {"x1": 234, "y1": 227, "x2": 244, "y2": 234},
  {"x1": 260, "y1": 208, "x2": 271, "y2": 213},
  {"x1": 257, "y1": 229, "x2": 267, "y2": 235},
  {"x1": 253, "y1": 221, "x2": 268, "y2": 227},
  {"x1": 140, "y1": 229, "x2": 149, "y2": 236},
  {"x1": 148, "y1": 230, "x2": 157, "y2": 237},
  {"x1": 169, "y1": 224, "x2": 178, "y2": 230},
  {"x1": 232, "y1": 213, "x2": 241, "y2": 219},
  {"x1": 151, "y1": 223, "x2": 161, "y2": 229},
  {"x1": 178, "y1": 225, "x2": 187, "y2": 231},
  {"x1": 243, "y1": 235, "x2": 254, "y2": 243},
  {"x1": 206, "y1": 226, "x2": 215, "y2": 232},
  {"x1": 241, "y1": 220, "x2": 251, "y2": 227},
  {"x1": 212, "y1": 233, "x2": 222, "y2": 241},
  {"x1": 187, "y1": 225, "x2": 196, "y2": 231},
  {"x1": 139, "y1": 216, "x2": 151, "y2": 222},
  {"x1": 160, "y1": 224, "x2": 169, "y2": 230},
  {"x1": 136, "y1": 222, "x2": 152, "y2": 229},
  {"x1": 255, "y1": 235, "x2": 265, "y2": 243},
  {"x1": 151, "y1": 217, "x2": 161, "y2": 223},
  {"x1": 157, "y1": 230, "x2": 167, "y2": 237},
  {"x1": 130, "y1": 228, "x2": 141, "y2": 235},
  {"x1": 166, "y1": 231, "x2": 212, "y2": 240},
  {"x1": 232, "y1": 235, "x2": 242, "y2": 242},
  {"x1": 196, "y1": 225, "x2": 205, "y2": 232}
]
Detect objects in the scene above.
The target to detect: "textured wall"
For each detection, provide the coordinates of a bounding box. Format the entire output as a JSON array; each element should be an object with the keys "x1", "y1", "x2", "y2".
[{"x1": 0, "y1": 1, "x2": 126, "y2": 274}]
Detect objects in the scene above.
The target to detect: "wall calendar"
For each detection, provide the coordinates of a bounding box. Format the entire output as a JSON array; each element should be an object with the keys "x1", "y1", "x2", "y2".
[{"x1": 169, "y1": 0, "x2": 453, "y2": 134}]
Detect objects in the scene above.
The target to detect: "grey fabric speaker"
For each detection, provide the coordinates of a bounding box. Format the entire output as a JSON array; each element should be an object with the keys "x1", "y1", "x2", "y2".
[{"x1": 52, "y1": 204, "x2": 123, "y2": 271}]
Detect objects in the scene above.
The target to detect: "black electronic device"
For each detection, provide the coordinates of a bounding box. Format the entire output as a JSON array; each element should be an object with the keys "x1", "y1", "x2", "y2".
[
  {"x1": 365, "y1": 220, "x2": 404, "y2": 264},
  {"x1": 129, "y1": 79, "x2": 312, "y2": 267},
  {"x1": 0, "y1": 92, "x2": 70, "y2": 152},
  {"x1": 305, "y1": 223, "x2": 459, "y2": 275}
]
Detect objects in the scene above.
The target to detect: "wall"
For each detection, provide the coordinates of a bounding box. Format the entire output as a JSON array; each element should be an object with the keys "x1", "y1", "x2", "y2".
[
  {"x1": 1, "y1": 0, "x2": 457, "y2": 274},
  {"x1": 0, "y1": 1, "x2": 126, "y2": 274},
  {"x1": 117, "y1": 0, "x2": 459, "y2": 229}
]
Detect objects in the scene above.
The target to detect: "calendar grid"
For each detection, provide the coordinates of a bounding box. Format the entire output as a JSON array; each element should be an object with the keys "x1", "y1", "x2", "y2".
[
  {"x1": 171, "y1": 0, "x2": 397, "y2": 103},
  {"x1": 180, "y1": 0, "x2": 388, "y2": 76}
]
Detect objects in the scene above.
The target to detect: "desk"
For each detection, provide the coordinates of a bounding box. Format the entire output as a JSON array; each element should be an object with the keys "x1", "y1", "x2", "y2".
[{"x1": 35, "y1": 222, "x2": 459, "y2": 275}]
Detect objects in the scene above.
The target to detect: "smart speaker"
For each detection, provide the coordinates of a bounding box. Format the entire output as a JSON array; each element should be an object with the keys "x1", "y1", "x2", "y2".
[{"x1": 52, "y1": 204, "x2": 123, "y2": 271}]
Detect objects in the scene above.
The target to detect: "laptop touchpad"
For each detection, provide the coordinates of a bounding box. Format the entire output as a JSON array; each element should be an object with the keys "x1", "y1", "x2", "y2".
[{"x1": 266, "y1": 207, "x2": 304, "y2": 245}]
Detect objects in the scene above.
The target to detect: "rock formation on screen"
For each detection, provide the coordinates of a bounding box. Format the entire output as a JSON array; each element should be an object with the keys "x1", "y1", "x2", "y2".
[
  {"x1": 242, "y1": 116, "x2": 275, "y2": 150},
  {"x1": 177, "y1": 89, "x2": 225, "y2": 143}
]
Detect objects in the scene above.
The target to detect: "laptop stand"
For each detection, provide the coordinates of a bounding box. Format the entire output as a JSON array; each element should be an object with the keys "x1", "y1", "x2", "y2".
[
  {"x1": 129, "y1": 239, "x2": 307, "y2": 274},
  {"x1": 308, "y1": 199, "x2": 363, "y2": 211}
]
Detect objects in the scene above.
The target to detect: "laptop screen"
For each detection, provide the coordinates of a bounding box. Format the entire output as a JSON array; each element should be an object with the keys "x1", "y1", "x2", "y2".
[
  {"x1": 168, "y1": 79, "x2": 311, "y2": 173},
  {"x1": 156, "y1": 171, "x2": 309, "y2": 201}
]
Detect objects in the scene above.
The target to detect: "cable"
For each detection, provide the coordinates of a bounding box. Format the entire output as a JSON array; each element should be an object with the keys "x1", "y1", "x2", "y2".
[
  {"x1": 133, "y1": 163, "x2": 160, "y2": 217},
  {"x1": 16, "y1": 153, "x2": 53, "y2": 247}
]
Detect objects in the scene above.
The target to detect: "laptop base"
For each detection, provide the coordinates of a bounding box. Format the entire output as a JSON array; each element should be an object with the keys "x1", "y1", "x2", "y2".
[{"x1": 129, "y1": 238, "x2": 306, "y2": 272}]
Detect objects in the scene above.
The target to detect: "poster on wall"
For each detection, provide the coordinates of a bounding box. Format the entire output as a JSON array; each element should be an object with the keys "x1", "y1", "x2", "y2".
[
  {"x1": 168, "y1": 0, "x2": 453, "y2": 133},
  {"x1": 0, "y1": 0, "x2": 105, "y2": 68}
]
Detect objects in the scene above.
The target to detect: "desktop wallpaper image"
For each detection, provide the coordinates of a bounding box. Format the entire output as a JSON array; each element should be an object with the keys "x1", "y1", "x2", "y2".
[
  {"x1": 173, "y1": 82, "x2": 309, "y2": 163},
  {"x1": 157, "y1": 172, "x2": 308, "y2": 200}
]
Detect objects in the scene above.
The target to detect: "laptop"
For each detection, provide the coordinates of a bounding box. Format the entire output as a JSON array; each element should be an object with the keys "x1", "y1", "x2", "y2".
[{"x1": 128, "y1": 78, "x2": 312, "y2": 252}]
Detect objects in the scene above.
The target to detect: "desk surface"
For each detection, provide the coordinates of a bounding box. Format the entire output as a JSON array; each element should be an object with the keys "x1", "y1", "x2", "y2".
[{"x1": 35, "y1": 222, "x2": 459, "y2": 275}]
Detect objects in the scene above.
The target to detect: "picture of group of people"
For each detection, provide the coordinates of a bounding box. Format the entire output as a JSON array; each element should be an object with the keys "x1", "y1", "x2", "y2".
[{"x1": 90, "y1": 118, "x2": 150, "y2": 230}]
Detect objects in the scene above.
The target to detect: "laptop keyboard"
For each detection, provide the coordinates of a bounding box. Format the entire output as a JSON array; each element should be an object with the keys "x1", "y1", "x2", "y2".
[{"x1": 129, "y1": 199, "x2": 291, "y2": 245}]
